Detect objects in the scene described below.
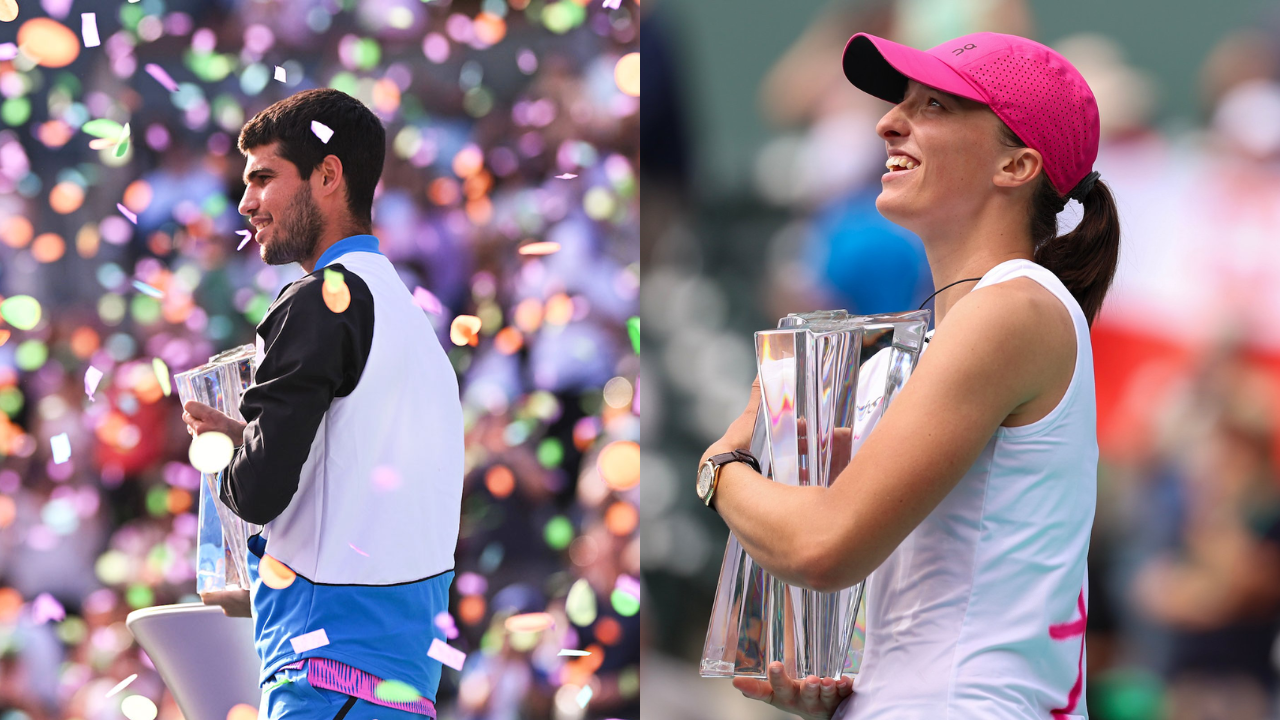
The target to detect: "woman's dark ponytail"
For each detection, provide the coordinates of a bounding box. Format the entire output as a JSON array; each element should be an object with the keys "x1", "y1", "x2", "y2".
[{"x1": 1003, "y1": 126, "x2": 1121, "y2": 327}]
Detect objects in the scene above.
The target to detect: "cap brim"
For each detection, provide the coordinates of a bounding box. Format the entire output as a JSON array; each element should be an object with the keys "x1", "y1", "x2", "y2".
[{"x1": 842, "y1": 33, "x2": 986, "y2": 105}]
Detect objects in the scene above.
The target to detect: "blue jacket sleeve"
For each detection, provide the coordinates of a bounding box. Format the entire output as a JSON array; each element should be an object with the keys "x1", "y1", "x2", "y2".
[{"x1": 220, "y1": 263, "x2": 374, "y2": 525}]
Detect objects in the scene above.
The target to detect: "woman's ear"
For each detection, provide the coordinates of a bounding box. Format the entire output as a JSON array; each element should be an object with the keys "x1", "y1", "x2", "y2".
[{"x1": 994, "y1": 147, "x2": 1043, "y2": 190}]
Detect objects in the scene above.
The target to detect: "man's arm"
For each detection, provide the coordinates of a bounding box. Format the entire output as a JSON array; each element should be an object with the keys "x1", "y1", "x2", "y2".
[{"x1": 220, "y1": 264, "x2": 374, "y2": 525}]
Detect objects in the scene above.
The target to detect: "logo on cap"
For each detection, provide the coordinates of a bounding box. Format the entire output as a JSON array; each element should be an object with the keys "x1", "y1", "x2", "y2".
[{"x1": 952, "y1": 43, "x2": 977, "y2": 56}]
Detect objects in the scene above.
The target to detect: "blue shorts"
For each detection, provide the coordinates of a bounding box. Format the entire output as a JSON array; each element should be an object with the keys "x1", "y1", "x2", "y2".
[{"x1": 259, "y1": 665, "x2": 432, "y2": 720}]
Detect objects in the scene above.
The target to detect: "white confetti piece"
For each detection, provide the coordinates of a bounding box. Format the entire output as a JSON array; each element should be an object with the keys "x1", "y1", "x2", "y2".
[
  {"x1": 310, "y1": 120, "x2": 333, "y2": 144},
  {"x1": 132, "y1": 280, "x2": 163, "y2": 298},
  {"x1": 412, "y1": 286, "x2": 443, "y2": 315},
  {"x1": 274, "y1": 65, "x2": 285, "y2": 82},
  {"x1": 144, "y1": 63, "x2": 179, "y2": 92},
  {"x1": 105, "y1": 673, "x2": 138, "y2": 698},
  {"x1": 51, "y1": 433, "x2": 71, "y2": 464},
  {"x1": 81, "y1": 13, "x2": 100, "y2": 48},
  {"x1": 555, "y1": 173, "x2": 578, "y2": 179},
  {"x1": 427, "y1": 638, "x2": 466, "y2": 671},
  {"x1": 85, "y1": 366, "x2": 103, "y2": 401},
  {"x1": 602, "y1": 0, "x2": 622, "y2": 7},
  {"x1": 558, "y1": 649, "x2": 591, "y2": 656},
  {"x1": 289, "y1": 628, "x2": 330, "y2": 653},
  {"x1": 0, "y1": 44, "x2": 16, "y2": 61},
  {"x1": 121, "y1": 695, "x2": 157, "y2": 720},
  {"x1": 576, "y1": 685, "x2": 593, "y2": 708},
  {"x1": 236, "y1": 229, "x2": 253, "y2": 251},
  {"x1": 189, "y1": 431, "x2": 234, "y2": 474},
  {"x1": 117, "y1": 203, "x2": 137, "y2": 224}
]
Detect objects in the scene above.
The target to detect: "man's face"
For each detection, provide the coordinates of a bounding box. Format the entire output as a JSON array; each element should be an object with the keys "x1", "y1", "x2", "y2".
[{"x1": 238, "y1": 142, "x2": 323, "y2": 267}]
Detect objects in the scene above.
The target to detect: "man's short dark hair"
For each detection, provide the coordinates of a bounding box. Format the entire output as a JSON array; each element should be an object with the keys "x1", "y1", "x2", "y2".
[{"x1": 238, "y1": 88, "x2": 385, "y2": 228}]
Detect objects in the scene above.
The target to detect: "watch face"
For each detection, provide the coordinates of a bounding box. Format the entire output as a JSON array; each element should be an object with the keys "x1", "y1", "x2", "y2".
[{"x1": 697, "y1": 461, "x2": 714, "y2": 500}]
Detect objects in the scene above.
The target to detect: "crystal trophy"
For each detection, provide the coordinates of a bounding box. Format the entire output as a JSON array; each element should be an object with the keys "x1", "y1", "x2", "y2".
[
  {"x1": 173, "y1": 344, "x2": 261, "y2": 594},
  {"x1": 701, "y1": 309, "x2": 930, "y2": 680}
]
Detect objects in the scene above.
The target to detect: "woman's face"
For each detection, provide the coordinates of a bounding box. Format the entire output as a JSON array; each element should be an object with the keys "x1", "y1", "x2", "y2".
[{"x1": 874, "y1": 79, "x2": 1023, "y2": 234}]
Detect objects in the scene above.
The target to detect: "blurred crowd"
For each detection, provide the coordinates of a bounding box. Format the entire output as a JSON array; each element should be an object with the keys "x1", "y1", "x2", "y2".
[
  {"x1": 0, "y1": 1, "x2": 638, "y2": 719},
  {"x1": 641, "y1": 1, "x2": 1280, "y2": 719}
]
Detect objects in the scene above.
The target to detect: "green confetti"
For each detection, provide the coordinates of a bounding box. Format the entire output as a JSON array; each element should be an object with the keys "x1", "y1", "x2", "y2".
[
  {"x1": 610, "y1": 588, "x2": 639, "y2": 617},
  {"x1": 1, "y1": 295, "x2": 42, "y2": 330},
  {"x1": 114, "y1": 138, "x2": 129, "y2": 157},
  {"x1": 626, "y1": 317, "x2": 639, "y2": 354},
  {"x1": 15, "y1": 340, "x2": 47, "y2": 371},
  {"x1": 544, "y1": 515, "x2": 574, "y2": 550},
  {"x1": 536, "y1": 437, "x2": 563, "y2": 468},
  {"x1": 126, "y1": 584, "x2": 155, "y2": 609},
  {"x1": 152, "y1": 358, "x2": 171, "y2": 397},
  {"x1": 374, "y1": 680, "x2": 422, "y2": 703},
  {"x1": 323, "y1": 267, "x2": 345, "y2": 290},
  {"x1": 566, "y1": 578, "x2": 597, "y2": 627},
  {"x1": 81, "y1": 118, "x2": 125, "y2": 139}
]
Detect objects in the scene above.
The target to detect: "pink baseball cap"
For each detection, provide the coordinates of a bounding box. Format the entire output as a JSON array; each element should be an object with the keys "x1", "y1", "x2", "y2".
[{"x1": 842, "y1": 32, "x2": 1100, "y2": 198}]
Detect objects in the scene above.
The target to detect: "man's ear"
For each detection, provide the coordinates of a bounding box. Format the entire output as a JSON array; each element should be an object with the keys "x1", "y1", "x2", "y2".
[
  {"x1": 993, "y1": 147, "x2": 1043, "y2": 190},
  {"x1": 315, "y1": 154, "x2": 344, "y2": 197}
]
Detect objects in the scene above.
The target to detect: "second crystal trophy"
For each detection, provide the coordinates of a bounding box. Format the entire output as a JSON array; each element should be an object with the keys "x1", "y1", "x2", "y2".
[
  {"x1": 701, "y1": 309, "x2": 930, "y2": 680},
  {"x1": 173, "y1": 344, "x2": 261, "y2": 594}
]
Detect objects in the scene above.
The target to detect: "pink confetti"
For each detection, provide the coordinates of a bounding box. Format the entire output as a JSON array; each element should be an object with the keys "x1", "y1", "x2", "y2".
[
  {"x1": 85, "y1": 366, "x2": 103, "y2": 401},
  {"x1": 348, "y1": 543, "x2": 369, "y2": 557},
  {"x1": 288, "y1": 628, "x2": 330, "y2": 653},
  {"x1": 555, "y1": 173, "x2": 578, "y2": 179},
  {"x1": 81, "y1": 13, "x2": 100, "y2": 48},
  {"x1": 145, "y1": 63, "x2": 179, "y2": 92},
  {"x1": 615, "y1": 574, "x2": 640, "y2": 598},
  {"x1": 602, "y1": 0, "x2": 622, "y2": 7},
  {"x1": 0, "y1": 44, "x2": 16, "y2": 62},
  {"x1": 32, "y1": 593, "x2": 65, "y2": 624},
  {"x1": 434, "y1": 611, "x2": 459, "y2": 639},
  {"x1": 236, "y1": 229, "x2": 253, "y2": 251},
  {"x1": 412, "y1": 286, "x2": 444, "y2": 315},
  {"x1": 116, "y1": 203, "x2": 137, "y2": 224},
  {"x1": 427, "y1": 638, "x2": 467, "y2": 671}
]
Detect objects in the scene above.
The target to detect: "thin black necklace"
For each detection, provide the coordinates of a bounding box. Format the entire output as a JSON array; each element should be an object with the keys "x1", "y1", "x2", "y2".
[{"x1": 918, "y1": 277, "x2": 983, "y2": 311}]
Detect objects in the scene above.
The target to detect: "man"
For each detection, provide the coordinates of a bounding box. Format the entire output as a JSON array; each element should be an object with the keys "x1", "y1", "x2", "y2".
[{"x1": 181, "y1": 88, "x2": 463, "y2": 720}]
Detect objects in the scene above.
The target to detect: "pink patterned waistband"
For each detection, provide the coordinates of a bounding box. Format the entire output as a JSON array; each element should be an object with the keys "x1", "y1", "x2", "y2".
[{"x1": 280, "y1": 658, "x2": 437, "y2": 717}]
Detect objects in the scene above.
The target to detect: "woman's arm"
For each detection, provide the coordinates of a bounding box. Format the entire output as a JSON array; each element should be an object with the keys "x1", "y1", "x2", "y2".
[{"x1": 705, "y1": 280, "x2": 1075, "y2": 591}]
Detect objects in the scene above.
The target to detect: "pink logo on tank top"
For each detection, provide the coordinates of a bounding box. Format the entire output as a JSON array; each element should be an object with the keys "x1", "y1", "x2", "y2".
[{"x1": 1048, "y1": 588, "x2": 1086, "y2": 718}]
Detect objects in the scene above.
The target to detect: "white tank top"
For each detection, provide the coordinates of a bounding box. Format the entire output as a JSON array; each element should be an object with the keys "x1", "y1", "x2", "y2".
[{"x1": 834, "y1": 259, "x2": 1097, "y2": 720}]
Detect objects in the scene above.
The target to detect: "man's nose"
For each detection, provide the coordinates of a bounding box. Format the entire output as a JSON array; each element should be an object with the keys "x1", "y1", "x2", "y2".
[{"x1": 238, "y1": 189, "x2": 256, "y2": 217}]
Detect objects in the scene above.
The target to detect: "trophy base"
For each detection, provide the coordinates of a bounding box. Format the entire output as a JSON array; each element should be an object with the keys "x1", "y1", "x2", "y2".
[{"x1": 698, "y1": 659, "x2": 766, "y2": 679}]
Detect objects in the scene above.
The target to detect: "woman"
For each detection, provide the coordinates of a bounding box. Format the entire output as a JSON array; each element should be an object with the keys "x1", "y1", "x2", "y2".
[{"x1": 697, "y1": 32, "x2": 1120, "y2": 719}]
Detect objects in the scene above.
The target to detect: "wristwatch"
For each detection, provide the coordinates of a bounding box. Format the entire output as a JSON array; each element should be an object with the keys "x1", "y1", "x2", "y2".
[{"x1": 696, "y1": 449, "x2": 761, "y2": 510}]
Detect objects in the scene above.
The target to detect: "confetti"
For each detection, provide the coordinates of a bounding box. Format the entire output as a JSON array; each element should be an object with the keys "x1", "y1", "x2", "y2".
[
  {"x1": 81, "y1": 118, "x2": 125, "y2": 139},
  {"x1": 518, "y1": 241, "x2": 561, "y2": 256},
  {"x1": 558, "y1": 649, "x2": 591, "y2": 657},
  {"x1": 427, "y1": 638, "x2": 467, "y2": 671},
  {"x1": 121, "y1": 695, "x2": 157, "y2": 720},
  {"x1": 81, "y1": 13, "x2": 99, "y2": 48},
  {"x1": 132, "y1": 280, "x2": 162, "y2": 298},
  {"x1": 567, "y1": 578, "x2": 597, "y2": 626},
  {"x1": 374, "y1": 680, "x2": 422, "y2": 703},
  {"x1": 236, "y1": 229, "x2": 253, "y2": 251},
  {"x1": 274, "y1": 65, "x2": 285, "y2": 82},
  {"x1": 434, "y1": 611, "x2": 459, "y2": 639},
  {"x1": 106, "y1": 674, "x2": 138, "y2": 698},
  {"x1": 450, "y1": 315, "x2": 482, "y2": 346},
  {"x1": 0, "y1": 296, "x2": 41, "y2": 330},
  {"x1": 0, "y1": 0, "x2": 15, "y2": 23},
  {"x1": 505, "y1": 612, "x2": 555, "y2": 634},
  {"x1": 117, "y1": 203, "x2": 138, "y2": 224},
  {"x1": 0, "y1": 43, "x2": 16, "y2": 60},
  {"x1": 555, "y1": 173, "x2": 578, "y2": 179},
  {"x1": 412, "y1": 286, "x2": 443, "y2": 315},
  {"x1": 311, "y1": 120, "x2": 333, "y2": 143},
  {"x1": 32, "y1": 592, "x2": 65, "y2": 623},
  {"x1": 0, "y1": 330, "x2": 10, "y2": 347},
  {"x1": 152, "y1": 358, "x2": 171, "y2": 396},
  {"x1": 288, "y1": 628, "x2": 330, "y2": 653},
  {"x1": 226, "y1": 704, "x2": 257, "y2": 720},
  {"x1": 614, "y1": 53, "x2": 640, "y2": 97},
  {"x1": 260, "y1": 554, "x2": 296, "y2": 589},
  {"x1": 576, "y1": 685, "x2": 593, "y2": 708},
  {"x1": 51, "y1": 432, "x2": 71, "y2": 465},
  {"x1": 85, "y1": 363, "x2": 103, "y2": 397},
  {"x1": 602, "y1": 0, "x2": 622, "y2": 7},
  {"x1": 189, "y1": 431, "x2": 234, "y2": 474},
  {"x1": 144, "y1": 63, "x2": 179, "y2": 92},
  {"x1": 322, "y1": 269, "x2": 350, "y2": 313},
  {"x1": 348, "y1": 543, "x2": 369, "y2": 557},
  {"x1": 627, "y1": 316, "x2": 639, "y2": 353}
]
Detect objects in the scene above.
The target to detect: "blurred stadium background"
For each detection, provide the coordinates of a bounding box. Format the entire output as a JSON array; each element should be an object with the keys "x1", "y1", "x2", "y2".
[
  {"x1": 640, "y1": 0, "x2": 1280, "y2": 718},
  {"x1": 0, "y1": 0, "x2": 638, "y2": 719}
]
